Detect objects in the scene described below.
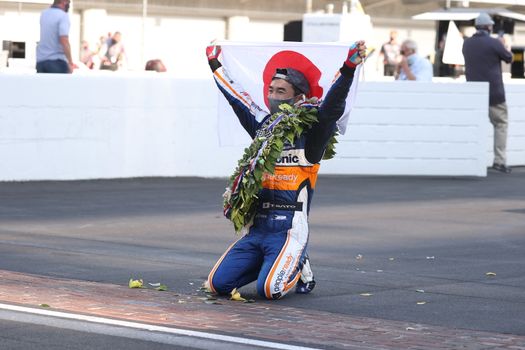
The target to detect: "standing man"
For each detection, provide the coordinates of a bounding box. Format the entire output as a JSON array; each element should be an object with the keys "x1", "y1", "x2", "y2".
[
  {"x1": 463, "y1": 13, "x2": 513, "y2": 173},
  {"x1": 36, "y1": 0, "x2": 75, "y2": 74},
  {"x1": 380, "y1": 31, "x2": 401, "y2": 76},
  {"x1": 395, "y1": 39, "x2": 433, "y2": 81},
  {"x1": 205, "y1": 41, "x2": 367, "y2": 300}
]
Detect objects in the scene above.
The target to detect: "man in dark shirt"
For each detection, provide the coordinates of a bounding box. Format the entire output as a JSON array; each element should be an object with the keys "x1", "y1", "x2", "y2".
[{"x1": 463, "y1": 12, "x2": 513, "y2": 173}]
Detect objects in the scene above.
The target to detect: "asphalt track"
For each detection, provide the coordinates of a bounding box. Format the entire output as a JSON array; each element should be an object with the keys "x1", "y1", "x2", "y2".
[{"x1": 0, "y1": 168, "x2": 524, "y2": 348}]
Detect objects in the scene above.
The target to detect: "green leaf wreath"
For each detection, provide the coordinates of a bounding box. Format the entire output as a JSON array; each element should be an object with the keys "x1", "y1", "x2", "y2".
[{"x1": 223, "y1": 101, "x2": 338, "y2": 234}]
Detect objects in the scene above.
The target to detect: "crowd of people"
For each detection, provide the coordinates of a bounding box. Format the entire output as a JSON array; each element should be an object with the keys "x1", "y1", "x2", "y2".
[
  {"x1": 36, "y1": 0, "x2": 166, "y2": 73},
  {"x1": 79, "y1": 32, "x2": 127, "y2": 71}
]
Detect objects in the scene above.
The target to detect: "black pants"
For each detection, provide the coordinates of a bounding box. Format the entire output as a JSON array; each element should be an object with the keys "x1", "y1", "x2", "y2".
[{"x1": 384, "y1": 64, "x2": 396, "y2": 76}]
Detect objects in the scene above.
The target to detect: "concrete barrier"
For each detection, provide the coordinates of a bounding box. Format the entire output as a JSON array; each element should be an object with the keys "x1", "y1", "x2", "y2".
[{"x1": 0, "y1": 73, "x2": 523, "y2": 181}]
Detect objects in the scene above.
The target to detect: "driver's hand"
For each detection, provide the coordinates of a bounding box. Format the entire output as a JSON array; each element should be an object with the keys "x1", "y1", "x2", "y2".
[
  {"x1": 206, "y1": 41, "x2": 222, "y2": 61},
  {"x1": 345, "y1": 40, "x2": 367, "y2": 68}
]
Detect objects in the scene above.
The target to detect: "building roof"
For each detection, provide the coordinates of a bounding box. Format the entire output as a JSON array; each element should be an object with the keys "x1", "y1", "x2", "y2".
[
  {"x1": 2, "y1": 0, "x2": 525, "y2": 22},
  {"x1": 413, "y1": 7, "x2": 525, "y2": 22}
]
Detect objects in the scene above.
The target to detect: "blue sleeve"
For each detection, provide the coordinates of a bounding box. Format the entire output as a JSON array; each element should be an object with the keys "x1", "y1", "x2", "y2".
[{"x1": 305, "y1": 65, "x2": 355, "y2": 164}]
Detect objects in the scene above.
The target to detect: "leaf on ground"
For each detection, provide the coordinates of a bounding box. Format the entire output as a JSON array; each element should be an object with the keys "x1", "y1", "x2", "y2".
[
  {"x1": 416, "y1": 289, "x2": 425, "y2": 293},
  {"x1": 426, "y1": 256, "x2": 435, "y2": 260},
  {"x1": 359, "y1": 293, "x2": 373, "y2": 297},
  {"x1": 230, "y1": 288, "x2": 247, "y2": 301},
  {"x1": 129, "y1": 278, "x2": 144, "y2": 289},
  {"x1": 204, "y1": 299, "x2": 221, "y2": 305},
  {"x1": 177, "y1": 299, "x2": 186, "y2": 304},
  {"x1": 485, "y1": 272, "x2": 497, "y2": 277},
  {"x1": 416, "y1": 301, "x2": 427, "y2": 305},
  {"x1": 388, "y1": 257, "x2": 395, "y2": 261},
  {"x1": 39, "y1": 304, "x2": 50, "y2": 308},
  {"x1": 355, "y1": 254, "x2": 363, "y2": 260},
  {"x1": 155, "y1": 284, "x2": 168, "y2": 291}
]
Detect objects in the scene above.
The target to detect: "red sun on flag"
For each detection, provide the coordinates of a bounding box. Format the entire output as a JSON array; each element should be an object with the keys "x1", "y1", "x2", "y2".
[{"x1": 262, "y1": 50, "x2": 324, "y2": 108}]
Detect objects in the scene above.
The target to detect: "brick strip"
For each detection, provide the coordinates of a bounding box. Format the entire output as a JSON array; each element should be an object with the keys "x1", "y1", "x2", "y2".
[{"x1": 0, "y1": 270, "x2": 524, "y2": 349}]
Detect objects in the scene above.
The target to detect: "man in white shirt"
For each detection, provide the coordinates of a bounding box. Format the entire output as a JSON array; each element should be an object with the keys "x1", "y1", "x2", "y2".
[
  {"x1": 36, "y1": 0, "x2": 75, "y2": 73},
  {"x1": 395, "y1": 39, "x2": 433, "y2": 81}
]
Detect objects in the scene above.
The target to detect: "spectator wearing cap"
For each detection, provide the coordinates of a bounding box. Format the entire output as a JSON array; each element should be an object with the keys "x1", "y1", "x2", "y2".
[
  {"x1": 463, "y1": 12, "x2": 513, "y2": 173},
  {"x1": 395, "y1": 39, "x2": 433, "y2": 81}
]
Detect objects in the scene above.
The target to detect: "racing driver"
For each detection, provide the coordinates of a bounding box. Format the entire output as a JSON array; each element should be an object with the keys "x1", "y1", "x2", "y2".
[{"x1": 206, "y1": 40, "x2": 367, "y2": 299}]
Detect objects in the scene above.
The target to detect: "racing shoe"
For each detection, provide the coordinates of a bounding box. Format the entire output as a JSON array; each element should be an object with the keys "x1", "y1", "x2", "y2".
[
  {"x1": 296, "y1": 255, "x2": 316, "y2": 294},
  {"x1": 296, "y1": 279, "x2": 316, "y2": 294}
]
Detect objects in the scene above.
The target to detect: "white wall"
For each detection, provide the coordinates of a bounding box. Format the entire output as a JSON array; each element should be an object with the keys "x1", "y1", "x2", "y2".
[
  {"x1": 323, "y1": 81, "x2": 490, "y2": 177},
  {"x1": 3, "y1": 74, "x2": 523, "y2": 182},
  {"x1": 0, "y1": 73, "x2": 241, "y2": 180}
]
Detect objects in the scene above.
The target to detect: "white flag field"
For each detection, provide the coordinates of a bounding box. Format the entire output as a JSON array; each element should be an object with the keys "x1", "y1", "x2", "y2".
[{"x1": 215, "y1": 41, "x2": 362, "y2": 146}]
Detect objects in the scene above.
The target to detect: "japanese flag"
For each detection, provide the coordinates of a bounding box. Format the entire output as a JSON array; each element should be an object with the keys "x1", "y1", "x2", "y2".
[{"x1": 215, "y1": 41, "x2": 362, "y2": 146}]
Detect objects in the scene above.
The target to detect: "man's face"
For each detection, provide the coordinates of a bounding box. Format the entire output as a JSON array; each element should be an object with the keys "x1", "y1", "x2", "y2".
[
  {"x1": 390, "y1": 31, "x2": 397, "y2": 42},
  {"x1": 62, "y1": 0, "x2": 71, "y2": 12},
  {"x1": 268, "y1": 79, "x2": 295, "y2": 101},
  {"x1": 400, "y1": 44, "x2": 413, "y2": 56}
]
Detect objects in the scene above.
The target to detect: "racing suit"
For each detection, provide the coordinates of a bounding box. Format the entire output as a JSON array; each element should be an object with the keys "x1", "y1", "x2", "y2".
[{"x1": 207, "y1": 58, "x2": 356, "y2": 299}]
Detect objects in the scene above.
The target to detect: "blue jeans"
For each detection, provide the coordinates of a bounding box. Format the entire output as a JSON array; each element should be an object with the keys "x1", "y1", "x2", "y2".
[{"x1": 36, "y1": 59, "x2": 69, "y2": 73}]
